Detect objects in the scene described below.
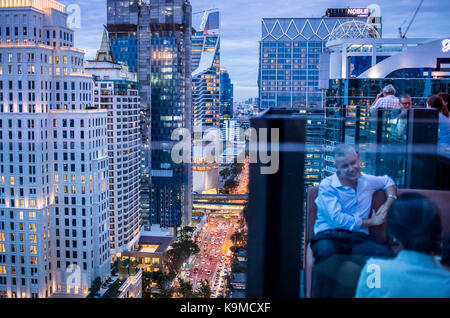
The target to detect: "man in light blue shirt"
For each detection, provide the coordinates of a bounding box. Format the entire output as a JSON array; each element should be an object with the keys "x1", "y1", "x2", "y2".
[
  {"x1": 310, "y1": 144, "x2": 397, "y2": 297},
  {"x1": 314, "y1": 170, "x2": 395, "y2": 236}
]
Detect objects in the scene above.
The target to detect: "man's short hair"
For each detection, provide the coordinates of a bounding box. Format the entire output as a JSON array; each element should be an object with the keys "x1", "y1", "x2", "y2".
[
  {"x1": 382, "y1": 84, "x2": 396, "y2": 95},
  {"x1": 399, "y1": 94, "x2": 411, "y2": 100},
  {"x1": 333, "y1": 144, "x2": 356, "y2": 160}
]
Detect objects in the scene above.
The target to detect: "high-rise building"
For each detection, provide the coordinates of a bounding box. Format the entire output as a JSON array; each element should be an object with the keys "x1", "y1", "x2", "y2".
[
  {"x1": 191, "y1": 9, "x2": 220, "y2": 194},
  {"x1": 106, "y1": 0, "x2": 193, "y2": 229},
  {"x1": 85, "y1": 31, "x2": 141, "y2": 259},
  {"x1": 142, "y1": 0, "x2": 193, "y2": 228},
  {"x1": 220, "y1": 68, "x2": 233, "y2": 120},
  {"x1": 192, "y1": 8, "x2": 220, "y2": 128},
  {"x1": 259, "y1": 8, "x2": 381, "y2": 109},
  {"x1": 106, "y1": 0, "x2": 139, "y2": 73},
  {"x1": 219, "y1": 119, "x2": 247, "y2": 164},
  {"x1": 0, "y1": 0, "x2": 110, "y2": 297},
  {"x1": 106, "y1": 0, "x2": 151, "y2": 231}
]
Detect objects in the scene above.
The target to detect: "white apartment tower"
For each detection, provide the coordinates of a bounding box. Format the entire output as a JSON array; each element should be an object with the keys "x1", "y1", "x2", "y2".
[
  {"x1": 0, "y1": 0, "x2": 110, "y2": 298},
  {"x1": 85, "y1": 30, "x2": 141, "y2": 258}
]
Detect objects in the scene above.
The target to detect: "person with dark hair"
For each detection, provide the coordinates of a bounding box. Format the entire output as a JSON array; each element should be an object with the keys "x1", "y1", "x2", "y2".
[
  {"x1": 427, "y1": 94, "x2": 450, "y2": 155},
  {"x1": 437, "y1": 92, "x2": 450, "y2": 109},
  {"x1": 355, "y1": 193, "x2": 450, "y2": 297},
  {"x1": 399, "y1": 94, "x2": 412, "y2": 109}
]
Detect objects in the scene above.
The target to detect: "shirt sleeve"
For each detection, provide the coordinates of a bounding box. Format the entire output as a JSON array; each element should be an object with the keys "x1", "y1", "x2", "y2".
[
  {"x1": 368, "y1": 174, "x2": 395, "y2": 191},
  {"x1": 370, "y1": 99, "x2": 380, "y2": 116},
  {"x1": 315, "y1": 184, "x2": 362, "y2": 231}
]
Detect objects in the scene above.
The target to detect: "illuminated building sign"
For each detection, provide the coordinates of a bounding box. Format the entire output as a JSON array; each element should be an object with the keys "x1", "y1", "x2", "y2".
[
  {"x1": 442, "y1": 39, "x2": 450, "y2": 53},
  {"x1": 326, "y1": 8, "x2": 370, "y2": 17}
]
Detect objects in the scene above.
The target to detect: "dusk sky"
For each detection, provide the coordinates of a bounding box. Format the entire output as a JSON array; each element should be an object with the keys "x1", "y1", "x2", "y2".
[{"x1": 61, "y1": 0, "x2": 450, "y2": 102}]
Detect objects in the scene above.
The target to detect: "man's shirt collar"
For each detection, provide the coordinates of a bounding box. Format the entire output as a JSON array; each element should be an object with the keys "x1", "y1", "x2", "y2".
[{"x1": 331, "y1": 172, "x2": 366, "y2": 188}]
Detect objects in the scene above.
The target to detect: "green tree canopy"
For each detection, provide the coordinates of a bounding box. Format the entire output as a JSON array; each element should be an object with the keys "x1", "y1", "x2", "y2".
[{"x1": 195, "y1": 279, "x2": 211, "y2": 298}]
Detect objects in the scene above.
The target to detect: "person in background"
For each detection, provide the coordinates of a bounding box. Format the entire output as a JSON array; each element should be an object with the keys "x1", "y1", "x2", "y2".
[
  {"x1": 399, "y1": 94, "x2": 412, "y2": 109},
  {"x1": 370, "y1": 84, "x2": 401, "y2": 116},
  {"x1": 427, "y1": 94, "x2": 450, "y2": 155},
  {"x1": 437, "y1": 92, "x2": 450, "y2": 109},
  {"x1": 355, "y1": 193, "x2": 450, "y2": 298}
]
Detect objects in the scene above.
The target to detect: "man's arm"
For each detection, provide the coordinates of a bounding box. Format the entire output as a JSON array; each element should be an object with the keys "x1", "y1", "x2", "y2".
[
  {"x1": 376, "y1": 184, "x2": 397, "y2": 218},
  {"x1": 359, "y1": 174, "x2": 397, "y2": 228},
  {"x1": 371, "y1": 92, "x2": 384, "y2": 107},
  {"x1": 370, "y1": 92, "x2": 385, "y2": 116},
  {"x1": 316, "y1": 185, "x2": 362, "y2": 231}
]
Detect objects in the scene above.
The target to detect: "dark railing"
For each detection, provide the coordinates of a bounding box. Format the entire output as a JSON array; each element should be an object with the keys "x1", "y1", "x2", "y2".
[{"x1": 247, "y1": 108, "x2": 306, "y2": 298}]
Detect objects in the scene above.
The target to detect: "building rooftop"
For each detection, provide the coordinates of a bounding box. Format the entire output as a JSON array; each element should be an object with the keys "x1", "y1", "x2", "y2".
[
  {"x1": 0, "y1": 0, "x2": 65, "y2": 12},
  {"x1": 138, "y1": 235, "x2": 175, "y2": 254}
]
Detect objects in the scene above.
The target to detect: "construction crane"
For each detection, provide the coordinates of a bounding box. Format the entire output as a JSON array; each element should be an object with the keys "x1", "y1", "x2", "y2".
[{"x1": 398, "y1": 0, "x2": 424, "y2": 38}]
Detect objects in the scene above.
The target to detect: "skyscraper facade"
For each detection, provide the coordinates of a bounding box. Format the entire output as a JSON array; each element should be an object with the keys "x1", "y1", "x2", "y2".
[
  {"x1": 85, "y1": 31, "x2": 141, "y2": 258},
  {"x1": 106, "y1": 0, "x2": 151, "y2": 231},
  {"x1": 142, "y1": 0, "x2": 193, "y2": 228},
  {"x1": 220, "y1": 68, "x2": 233, "y2": 120},
  {"x1": 0, "y1": 0, "x2": 110, "y2": 297},
  {"x1": 191, "y1": 9, "x2": 220, "y2": 194},
  {"x1": 106, "y1": 0, "x2": 138, "y2": 73},
  {"x1": 106, "y1": 0, "x2": 193, "y2": 229},
  {"x1": 259, "y1": 11, "x2": 378, "y2": 109},
  {"x1": 191, "y1": 8, "x2": 220, "y2": 128}
]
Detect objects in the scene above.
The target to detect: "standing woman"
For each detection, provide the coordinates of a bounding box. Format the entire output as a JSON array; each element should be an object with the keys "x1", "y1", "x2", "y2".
[{"x1": 427, "y1": 94, "x2": 450, "y2": 155}]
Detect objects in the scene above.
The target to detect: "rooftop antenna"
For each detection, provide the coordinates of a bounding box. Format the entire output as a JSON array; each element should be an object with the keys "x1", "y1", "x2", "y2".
[{"x1": 399, "y1": 0, "x2": 424, "y2": 38}]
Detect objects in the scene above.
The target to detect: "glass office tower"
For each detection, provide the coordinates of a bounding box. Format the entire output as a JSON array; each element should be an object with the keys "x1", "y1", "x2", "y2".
[
  {"x1": 191, "y1": 9, "x2": 220, "y2": 194},
  {"x1": 144, "y1": 0, "x2": 193, "y2": 228},
  {"x1": 192, "y1": 9, "x2": 220, "y2": 128},
  {"x1": 106, "y1": 0, "x2": 192, "y2": 229},
  {"x1": 258, "y1": 14, "x2": 375, "y2": 109},
  {"x1": 106, "y1": 0, "x2": 139, "y2": 72},
  {"x1": 220, "y1": 68, "x2": 234, "y2": 120}
]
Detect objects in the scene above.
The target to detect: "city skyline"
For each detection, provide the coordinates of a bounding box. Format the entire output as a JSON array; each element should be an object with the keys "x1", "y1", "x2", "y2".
[
  {"x1": 60, "y1": 0, "x2": 450, "y2": 102},
  {"x1": 0, "y1": 0, "x2": 448, "y2": 301}
]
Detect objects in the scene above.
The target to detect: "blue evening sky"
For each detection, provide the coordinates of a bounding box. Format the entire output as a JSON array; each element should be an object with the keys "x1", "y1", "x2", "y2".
[{"x1": 60, "y1": 0, "x2": 450, "y2": 101}]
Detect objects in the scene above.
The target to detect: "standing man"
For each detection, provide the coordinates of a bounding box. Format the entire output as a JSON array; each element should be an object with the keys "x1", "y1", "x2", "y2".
[
  {"x1": 310, "y1": 144, "x2": 396, "y2": 297},
  {"x1": 370, "y1": 84, "x2": 401, "y2": 116}
]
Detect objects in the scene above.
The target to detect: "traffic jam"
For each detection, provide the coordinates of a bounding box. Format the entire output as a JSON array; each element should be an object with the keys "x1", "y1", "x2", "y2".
[{"x1": 187, "y1": 215, "x2": 239, "y2": 298}]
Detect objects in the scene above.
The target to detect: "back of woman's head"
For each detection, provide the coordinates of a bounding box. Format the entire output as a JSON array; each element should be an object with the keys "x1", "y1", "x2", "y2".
[
  {"x1": 437, "y1": 92, "x2": 450, "y2": 106},
  {"x1": 428, "y1": 94, "x2": 449, "y2": 117},
  {"x1": 387, "y1": 192, "x2": 442, "y2": 254}
]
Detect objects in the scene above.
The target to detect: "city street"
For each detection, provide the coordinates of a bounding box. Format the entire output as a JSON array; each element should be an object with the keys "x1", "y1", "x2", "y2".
[{"x1": 182, "y1": 214, "x2": 240, "y2": 297}]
